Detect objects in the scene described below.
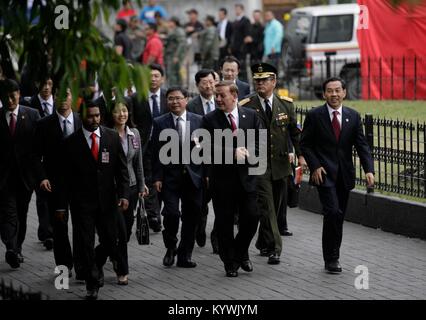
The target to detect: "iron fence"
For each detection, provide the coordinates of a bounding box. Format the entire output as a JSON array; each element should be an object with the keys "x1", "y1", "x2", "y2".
[
  {"x1": 282, "y1": 56, "x2": 426, "y2": 101},
  {"x1": 295, "y1": 106, "x2": 426, "y2": 199}
]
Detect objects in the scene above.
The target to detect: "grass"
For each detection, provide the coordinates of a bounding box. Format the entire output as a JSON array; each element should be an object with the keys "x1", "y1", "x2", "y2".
[{"x1": 296, "y1": 100, "x2": 426, "y2": 122}]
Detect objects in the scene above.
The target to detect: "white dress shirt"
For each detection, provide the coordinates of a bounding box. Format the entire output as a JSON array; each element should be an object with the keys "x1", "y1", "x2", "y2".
[
  {"x1": 224, "y1": 105, "x2": 239, "y2": 128},
  {"x1": 38, "y1": 94, "x2": 54, "y2": 115},
  {"x1": 327, "y1": 104, "x2": 342, "y2": 128},
  {"x1": 82, "y1": 127, "x2": 101, "y2": 150},
  {"x1": 5, "y1": 106, "x2": 19, "y2": 126},
  {"x1": 200, "y1": 95, "x2": 215, "y2": 115},
  {"x1": 218, "y1": 19, "x2": 228, "y2": 40},
  {"x1": 172, "y1": 111, "x2": 187, "y2": 143},
  {"x1": 57, "y1": 111, "x2": 75, "y2": 136}
]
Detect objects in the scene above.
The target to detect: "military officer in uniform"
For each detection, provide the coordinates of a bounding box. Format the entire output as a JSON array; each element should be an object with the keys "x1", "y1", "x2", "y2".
[
  {"x1": 164, "y1": 17, "x2": 187, "y2": 87},
  {"x1": 240, "y1": 63, "x2": 305, "y2": 264}
]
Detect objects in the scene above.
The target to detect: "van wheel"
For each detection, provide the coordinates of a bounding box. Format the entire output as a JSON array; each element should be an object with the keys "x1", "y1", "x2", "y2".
[{"x1": 344, "y1": 69, "x2": 361, "y2": 100}]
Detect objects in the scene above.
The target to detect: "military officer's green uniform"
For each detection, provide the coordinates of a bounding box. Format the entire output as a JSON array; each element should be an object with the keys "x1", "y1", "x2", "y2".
[
  {"x1": 164, "y1": 26, "x2": 186, "y2": 87},
  {"x1": 240, "y1": 63, "x2": 301, "y2": 263},
  {"x1": 199, "y1": 25, "x2": 220, "y2": 70}
]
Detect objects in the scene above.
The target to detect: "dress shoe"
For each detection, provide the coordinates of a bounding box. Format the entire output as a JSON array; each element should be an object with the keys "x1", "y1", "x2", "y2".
[
  {"x1": 226, "y1": 270, "x2": 238, "y2": 277},
  {"x1": 260, "y1": 249, "x2": 273, "y2": 257},
  {"x1": 240, "y1": 260, "x2": 253, "y2": 272},
  {"x1": 43, "y1": 238, "x2": 54, "y2": 250},
  {"x1": 5, "y1": 251, "x2": 20, "y2": 269},
  {"x1": 325, "y1": 260, "x2": 342, "y2": 273},
  {"x1": 196, "y1": 230, "x2": 206, "y2": 247},
  {"x1": 117, "y1": 275, "x2": 129, "y2": 285},
  {"x1": 17, "y1": 253, "x2": 24, "y2": 263},
  {"x1": 85, "y1": 288, "x2": 99, "y2": 300},
  {"x1": 280, "y1": 230, "x2": 293, "y2": 236},
  {"x1": 163, "y1": 249, "x2": 177, "y2": 267},
  {"x1": 267, "y1": 253, "x2": 281, "y2": 265},
  {"x1": 176, "y1": 260, "x2": 197, "y2": 268}
]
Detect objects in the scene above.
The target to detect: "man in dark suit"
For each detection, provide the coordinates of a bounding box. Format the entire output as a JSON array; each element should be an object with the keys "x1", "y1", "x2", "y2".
[
  {"x1": 29, "y1": 77, "x2": 55, "y2": 249},
  {"x1": 229, "y1": 4, "x2": 251, "y2": 81},
  {"x1": 241, "y1": 63, "x2": 305, "y2": 265},
  {"x1": 131, "y1": 63, "x2": 168, "y2": 232},
  {"x1": 220, "y1": 56, "x2": 250, "y2": 100},
  {"x1": 300, "y1": 77, "x2": 375, "y2": 273},
  {"x1": 187, "y1": 69, "x2": 218, "y2": 250},
  {"x1": 56, "y1": 102, "x2": 129, "y2": 299},
  {"x1": 34, "y1": 88, "x2": 83, "y2": 277},
  {"x1": 0, "y1": 79, "x2": 41, "y2": 268},
  {"x1": 152, "y1": 87, "x2": 203, "y2": 268},
  {"x1": 217, "y1": 7, "x2": 233, "y2": 62},
  {"x1": 202, "y1": 81, "x2": 261, "y2": 277}
]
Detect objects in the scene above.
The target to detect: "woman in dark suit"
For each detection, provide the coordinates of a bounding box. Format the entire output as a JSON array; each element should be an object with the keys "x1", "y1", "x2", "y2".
[{"x1": 110, "y1": 102, "x2": 148, "y2": 285}]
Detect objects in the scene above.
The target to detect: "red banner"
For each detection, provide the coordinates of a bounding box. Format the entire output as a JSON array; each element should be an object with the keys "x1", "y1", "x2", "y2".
[{"x1": 357, "y1": 0, "x2": 426, "y2": 99}]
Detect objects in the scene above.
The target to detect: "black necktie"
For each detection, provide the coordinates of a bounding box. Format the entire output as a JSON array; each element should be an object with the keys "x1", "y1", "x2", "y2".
[
  {"x1": 264, "y1": 99, "x2": 272, "y2": 122},
  {"x1": 152, "y1": 94, "x2": 160, "y2": 118},
  {"x1": 63, "y1": 119, "x2": 68, "y2": 138}
]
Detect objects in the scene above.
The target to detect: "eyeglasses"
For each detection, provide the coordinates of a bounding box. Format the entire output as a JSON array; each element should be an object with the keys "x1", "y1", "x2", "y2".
[
  {"x1": 254, "y1": 77, "x2": 275, "y2": 83},
  {"x1": 167, "y1": 96, "x2": 185, "y2": 102}
]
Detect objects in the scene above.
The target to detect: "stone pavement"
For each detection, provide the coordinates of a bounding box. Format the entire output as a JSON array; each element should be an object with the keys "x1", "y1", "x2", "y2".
[{"x1": 0, "y1": 195, "x2": 425, "y2": 300}]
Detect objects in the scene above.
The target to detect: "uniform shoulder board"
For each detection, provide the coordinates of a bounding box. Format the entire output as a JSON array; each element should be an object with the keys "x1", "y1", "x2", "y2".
[
  {"x1": 238, "y1": 97, "x2": 251, "y2": 106},
  {"x1": 280, "y1": 95, "x2": 293, "y2": 103}
]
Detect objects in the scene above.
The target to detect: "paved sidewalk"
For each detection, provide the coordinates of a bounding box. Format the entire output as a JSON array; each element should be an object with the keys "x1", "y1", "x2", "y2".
[{"x1": 1, "y1": 195, "x2": 425, "y2": 300}]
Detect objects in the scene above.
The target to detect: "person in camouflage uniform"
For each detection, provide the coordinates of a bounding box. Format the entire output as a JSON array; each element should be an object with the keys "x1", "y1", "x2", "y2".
[
  {"x1": 199, "y1": 15, "x2": 220, "y2": 70},
  {"x1": 164, "y1": 17, "x2": 186, "y2": 87}
]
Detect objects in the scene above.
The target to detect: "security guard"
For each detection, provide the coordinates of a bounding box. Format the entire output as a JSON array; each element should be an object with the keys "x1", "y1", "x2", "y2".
[
  {"x1": 164, "y1": 17, "x2": 187, "y2": 87},
  {"x1": 239, "y1": 63, "x2": 304, "y2": 264}
]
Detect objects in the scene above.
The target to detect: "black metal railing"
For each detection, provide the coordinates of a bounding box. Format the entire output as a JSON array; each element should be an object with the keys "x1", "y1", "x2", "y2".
[
  {"x1": 282, "y1": 56, "x2": 426, "y2": 101},
  {"x1": 295, "y1": 106, "x2": 426, "y2": 199},
  {"x1": 0, "y1": 278, "x2": 46, "y2": 300}
]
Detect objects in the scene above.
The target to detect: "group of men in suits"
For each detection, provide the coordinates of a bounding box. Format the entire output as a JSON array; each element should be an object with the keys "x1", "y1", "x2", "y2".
[{"x1": 0, "y1": 57, "x2": 375, "y2": 298}]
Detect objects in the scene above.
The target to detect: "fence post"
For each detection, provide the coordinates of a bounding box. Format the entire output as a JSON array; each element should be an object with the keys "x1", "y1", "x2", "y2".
[{"x1": 365, "y1": 114, "x2": 374, "y2": 193}]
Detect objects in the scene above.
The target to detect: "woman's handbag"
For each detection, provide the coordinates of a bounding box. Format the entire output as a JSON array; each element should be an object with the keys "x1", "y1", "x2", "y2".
[{"x1": 135, "y1": 197, "x2": 150, "y2": 245}]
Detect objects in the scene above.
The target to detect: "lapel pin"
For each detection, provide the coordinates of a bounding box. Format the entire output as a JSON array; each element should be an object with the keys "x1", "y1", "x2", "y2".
[
  {"x1": 346, "y1": 118, "x2": 349, "y2": 122},
  {"x1": 242, "y1": 114, "x2": 246, "y2": 118},
  {"x1": 21, "y1": 115, "x2": 25, "y2": 120}
]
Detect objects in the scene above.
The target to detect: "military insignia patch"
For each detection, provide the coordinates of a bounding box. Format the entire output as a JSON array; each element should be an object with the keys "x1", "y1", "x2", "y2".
[{"x1": 238, "y1": 98, "x2": 250, "y2": 106}]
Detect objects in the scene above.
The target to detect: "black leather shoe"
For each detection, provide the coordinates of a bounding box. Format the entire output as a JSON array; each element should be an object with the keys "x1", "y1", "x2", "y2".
[
  {"x1": 163, "y1": 249, "x2": 177, "y2": 267},
  {"x1": 240, "y1": 260, "x2": 253, "y2": 272},
  {"x1": 325, "y1": 261, "x2": 342, "y2": 273},
  {"x1": 196, "y1": 230, "x2": 206, "y2": 247},
  {"x1": 267, "y1": 253, "x2": 281, "y2": 265},
  {"x1": 5, "y1": 251, "x2": 20, "y2": 269},
  {"x1": 85, "y1": 288, "x2": 98, "y2": 300},
  {"x1": 43, "y1": 238, "x2": 54, "y2": 250},
  {"x1": 176, "y1": 260, "x2": 197, "y2": 268},
  {"x1": 226, "y1": 270, "x2": 238, "y2": 277},
  {"x1": 280, "y1": 230, "x2": 293, "y2": 236},
  {"x1": 16, "y1": 253, "x2": 24, "y2": 263},
  {"x1": 260, "y1": 249, "x2": 272, "y2": 257}
]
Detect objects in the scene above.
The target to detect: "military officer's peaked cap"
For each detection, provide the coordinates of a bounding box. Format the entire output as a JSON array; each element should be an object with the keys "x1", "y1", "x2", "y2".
[{"x1": 251, "y1": 63, "x2": 277, "y2": 79}]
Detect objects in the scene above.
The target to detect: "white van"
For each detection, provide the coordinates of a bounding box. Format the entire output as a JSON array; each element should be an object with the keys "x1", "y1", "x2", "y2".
[{"x1": 282, "y1": 3, "x2": 361, "y2": 99}]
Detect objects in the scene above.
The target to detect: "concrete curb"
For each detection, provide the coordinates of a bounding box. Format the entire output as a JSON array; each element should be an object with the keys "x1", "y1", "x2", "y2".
[{"x1": 298, "y1": 180, "x2": 426, "y2": 240}]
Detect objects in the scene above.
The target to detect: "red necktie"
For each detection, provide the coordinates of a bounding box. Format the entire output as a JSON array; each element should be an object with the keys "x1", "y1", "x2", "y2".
[
  {"x1": 332, "y1": 111, "x2": 341, "y2": 141},
  {"x1": 9, "y1": 113, "x2": 16, "y2": 136},
  {"x1": 228, "y1": 113, "x2": 237, "y2": 133},
  {"x1": 91, "y1": 132, "x2": 99, "y2": 161}
]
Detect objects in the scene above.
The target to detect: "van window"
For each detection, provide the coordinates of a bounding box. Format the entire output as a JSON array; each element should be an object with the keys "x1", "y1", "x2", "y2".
[
  {"x1": 314, "y1": 14, "x2": 354, "y2": 43},
  {"x1": 287, "y1": 14, "x2": 312, "y2": 36}
]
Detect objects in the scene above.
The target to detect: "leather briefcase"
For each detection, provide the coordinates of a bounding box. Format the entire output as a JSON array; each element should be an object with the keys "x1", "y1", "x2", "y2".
[{"x1": 135, "y1": 197, "x2": 150, "y2": 245}]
